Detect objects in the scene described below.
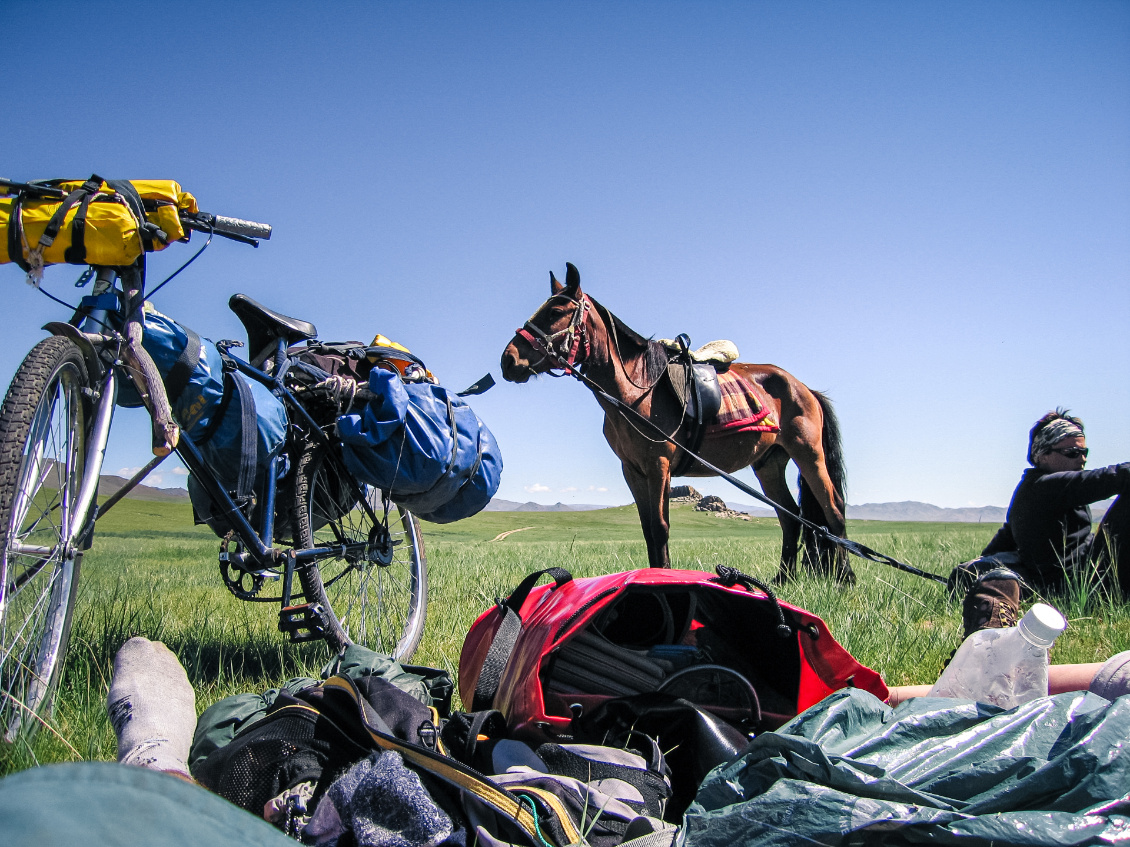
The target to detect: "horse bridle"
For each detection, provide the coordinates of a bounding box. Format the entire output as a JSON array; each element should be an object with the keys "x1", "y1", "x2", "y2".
[{"x1": 515, "y1": 293, "x2": 592, "y2": 375}]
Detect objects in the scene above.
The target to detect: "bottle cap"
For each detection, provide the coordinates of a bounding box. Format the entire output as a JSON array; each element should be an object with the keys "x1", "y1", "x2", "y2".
[{"x1": 1018, "y1": 603, "x2": 1067, "y2": 647}]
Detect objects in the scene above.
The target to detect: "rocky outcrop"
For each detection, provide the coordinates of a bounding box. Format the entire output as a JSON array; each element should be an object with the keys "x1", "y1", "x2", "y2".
[
  {"x1": 692, "y1": 493, "x2": 752, "y2": 521},
  {"x1": 670, "y1": 485, "x2": 702, "y2": 502},
  {"x1": 695, "y1": 494, "x2": 728, "y2": 511}
]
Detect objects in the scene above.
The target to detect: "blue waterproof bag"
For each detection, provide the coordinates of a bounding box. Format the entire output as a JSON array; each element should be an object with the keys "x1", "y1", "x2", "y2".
[
  {"x1": 337, "y1": 368, "x2": 502, "y2": 523},
  {"x1": 116, "y1": 307, "x2": 288, "y2": 528}
]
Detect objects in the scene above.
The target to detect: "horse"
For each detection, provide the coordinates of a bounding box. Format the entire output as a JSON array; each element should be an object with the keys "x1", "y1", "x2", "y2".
[{"x1": 500, "y1": 263, "x2": 855, "y2": 584}]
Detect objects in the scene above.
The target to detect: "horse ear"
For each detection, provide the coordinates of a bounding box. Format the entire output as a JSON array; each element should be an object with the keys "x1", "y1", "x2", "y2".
[
  {"x1": 565, "y1": 262, "x2": 581, "y2": 292},
  {"x1": 550, "y1": 271, "x2": 565, "y2": 295}
]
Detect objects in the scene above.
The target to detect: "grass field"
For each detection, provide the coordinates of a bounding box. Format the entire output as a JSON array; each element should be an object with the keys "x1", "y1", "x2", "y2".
[{"x1": 2, "y1": 499, "x2": 1127, "y2": 776}]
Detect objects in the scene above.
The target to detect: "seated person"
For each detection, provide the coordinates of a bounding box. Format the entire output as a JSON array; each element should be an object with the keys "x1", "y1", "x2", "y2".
[
  {"x1": 983, "y1": 409, "x2": 1129, "y2": 593},
  {"x1": 952, "y1": 409, "x2": 1129, "y2": 643}
]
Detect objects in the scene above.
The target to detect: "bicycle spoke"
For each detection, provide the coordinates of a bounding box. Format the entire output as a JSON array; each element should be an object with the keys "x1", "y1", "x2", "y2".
[{"x1": 295, "y1": 443, "x2": 426, "y2": 660}]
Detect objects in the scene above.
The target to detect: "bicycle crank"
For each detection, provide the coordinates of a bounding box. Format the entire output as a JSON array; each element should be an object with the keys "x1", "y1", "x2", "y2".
[{"x1": 219, "y1": 533, "x2": 279, "y2": 600}]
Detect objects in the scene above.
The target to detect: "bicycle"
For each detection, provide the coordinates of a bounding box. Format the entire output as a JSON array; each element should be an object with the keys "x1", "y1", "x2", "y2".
[{"x1": 0, "y1": 178, "x2": 427, "y2": 741}]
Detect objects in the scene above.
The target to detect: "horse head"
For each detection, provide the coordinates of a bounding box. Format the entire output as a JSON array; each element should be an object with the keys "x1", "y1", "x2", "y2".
[{"x1": 501, "y1": 262, "x2": 592, "y2": 383}]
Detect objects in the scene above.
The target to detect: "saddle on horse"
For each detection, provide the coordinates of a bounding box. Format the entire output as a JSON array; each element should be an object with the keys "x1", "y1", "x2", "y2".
[{"x1": 662, "y1": 337, "x2": 779, "y2": 476}]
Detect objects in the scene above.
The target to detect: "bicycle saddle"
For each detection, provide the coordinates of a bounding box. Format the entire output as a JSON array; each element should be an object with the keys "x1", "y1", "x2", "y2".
[{"x1": 229, "y1": 293, "x2": 318, "y2": 358}]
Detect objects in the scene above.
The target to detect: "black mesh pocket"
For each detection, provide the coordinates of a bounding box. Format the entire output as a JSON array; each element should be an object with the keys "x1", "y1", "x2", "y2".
[{"x1": 194, "y1": 705, "x2": 367, "y2": 819}]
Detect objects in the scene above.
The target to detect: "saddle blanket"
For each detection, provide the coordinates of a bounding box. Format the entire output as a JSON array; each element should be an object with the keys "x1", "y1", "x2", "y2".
[{"x1": 705, "y1": 370, "x2": 779, "y2": 436}]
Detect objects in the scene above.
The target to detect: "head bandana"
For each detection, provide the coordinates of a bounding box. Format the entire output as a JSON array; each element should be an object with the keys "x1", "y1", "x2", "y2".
[{"x1": 1029, "y1": 416, "x2": 1084, "y2": 464}]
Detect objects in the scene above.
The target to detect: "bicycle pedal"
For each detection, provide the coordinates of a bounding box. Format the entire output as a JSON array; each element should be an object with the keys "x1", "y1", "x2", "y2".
[{"x1": 278, "y1": 603, "x2": 328, "y2": 643}]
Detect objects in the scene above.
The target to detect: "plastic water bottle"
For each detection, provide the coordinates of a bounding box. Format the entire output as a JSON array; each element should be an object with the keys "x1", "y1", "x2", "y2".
[{"x1": 929, "y1": 603, "x2": 1067, "y2": 709}]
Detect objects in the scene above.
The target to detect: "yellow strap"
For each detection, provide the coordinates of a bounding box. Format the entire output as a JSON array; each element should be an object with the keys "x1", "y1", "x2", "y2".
[
  {"x1": 510, "y1": 785, "x2": 583, "y2": 846},
  {"x1": 321, "y1": 676, "x2": 556, "y2": 845}
]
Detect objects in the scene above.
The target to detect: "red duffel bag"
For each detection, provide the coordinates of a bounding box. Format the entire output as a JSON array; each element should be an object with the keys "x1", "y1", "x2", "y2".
[{"x1": 459, "y1": 565, "x2": 888, "y2": 743}]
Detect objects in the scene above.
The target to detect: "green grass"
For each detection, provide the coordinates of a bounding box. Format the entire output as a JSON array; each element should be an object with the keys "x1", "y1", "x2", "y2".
[{"x1": 2, "y1": 500, "x2": 1127, "y2": 776}]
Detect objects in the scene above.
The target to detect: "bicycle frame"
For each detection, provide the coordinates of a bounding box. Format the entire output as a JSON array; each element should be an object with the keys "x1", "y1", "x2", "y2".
[
  {"x1": 1, "y1": 186, "x2": 428, "y2": 734},
  {"x1": 62, "y1": 268, "x2": 388, "y2": 613}
]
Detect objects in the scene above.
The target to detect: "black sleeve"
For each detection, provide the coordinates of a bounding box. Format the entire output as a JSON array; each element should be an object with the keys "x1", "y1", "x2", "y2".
[
  {"x1": 1035, "y1": 462, "x2": 1130, "y2": 509},
  {"x1": 982, "y1": 523, "x2": 1016, "y2": 556}
]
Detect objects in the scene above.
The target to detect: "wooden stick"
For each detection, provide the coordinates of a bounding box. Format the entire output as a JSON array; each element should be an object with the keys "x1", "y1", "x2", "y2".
[{"x1": 120, "y1": 293, "x2": 180, "y2": 456}]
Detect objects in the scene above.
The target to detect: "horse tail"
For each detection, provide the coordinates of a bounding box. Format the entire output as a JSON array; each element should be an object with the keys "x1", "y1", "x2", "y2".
[
  {"x1": 814, "y1": 390, "x2": 846, "y2": 501},
  {"x1": 797, "y1": 390, "x2": 847, "y2": 528},
  {"x1": 799, "y1": 390, "x2": 853, "y2": 581}
]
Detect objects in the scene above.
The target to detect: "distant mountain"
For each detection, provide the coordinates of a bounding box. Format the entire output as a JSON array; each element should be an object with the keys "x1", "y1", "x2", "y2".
[
  {"x1": 484, "y1": 499, "x2": 616, "y2": 512},
  {"x1": 98, "y1": 474, "x2": 189, "y2": 503},
  {"x1": 728, "y1": 498, "x2": 1114, "y2": 523},
  {"x1": 846, "y1": 501, "x2": 1006, "y2": 523},
  {"x1": 491, "y1": 497, "x2": 1012, "y2": 521},
  {"x1": 721, "y1": 502, "x2": 777, "y2": 518},
  {"x1": 726, "y1": 499, "x2": 1008, "y2": 523}
]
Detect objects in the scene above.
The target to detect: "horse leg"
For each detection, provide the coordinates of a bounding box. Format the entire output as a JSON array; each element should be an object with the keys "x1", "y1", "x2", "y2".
[
  {"x1": 755, "y1": 451, "x2": 802, "y2": 584},
  {"x1": 622, "y1": 460, "x2": 672, "y2": 568},
  {"x1": 791, "y1": 448, "x2": 855, "y2": 586}
]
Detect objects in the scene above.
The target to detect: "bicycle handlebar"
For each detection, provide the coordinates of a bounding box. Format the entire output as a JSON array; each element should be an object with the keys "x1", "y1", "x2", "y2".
[
  {"x1": 2, "y1": 178, "x2": 272, "y2": 245},
  {"x1": 183, "y1": 212, "x2": 272, "y2": 242}
]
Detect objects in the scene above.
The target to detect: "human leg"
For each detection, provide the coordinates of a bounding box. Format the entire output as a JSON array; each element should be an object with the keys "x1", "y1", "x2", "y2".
[
  {"x1": 1088, "y1": 494, "x2": 1129, "y2": 595},
  {"x1": 106, "y1": 637, "x2": 197, "y2": 778}
]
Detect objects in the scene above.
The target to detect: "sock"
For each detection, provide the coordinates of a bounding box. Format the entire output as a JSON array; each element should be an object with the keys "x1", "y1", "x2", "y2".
[{"x1": 107, "y1": 637, "x2": 196, "y2": 777}]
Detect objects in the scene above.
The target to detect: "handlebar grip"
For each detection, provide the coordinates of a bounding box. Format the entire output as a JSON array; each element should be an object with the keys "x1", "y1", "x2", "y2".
[{"x1": 207, "y1": 214, "x2": 272, "y2": 241}]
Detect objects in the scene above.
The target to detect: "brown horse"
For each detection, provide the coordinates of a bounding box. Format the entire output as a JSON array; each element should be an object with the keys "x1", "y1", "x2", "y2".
[{"x1": 500, "y1": 263, "x2": 854, "y2": 584}]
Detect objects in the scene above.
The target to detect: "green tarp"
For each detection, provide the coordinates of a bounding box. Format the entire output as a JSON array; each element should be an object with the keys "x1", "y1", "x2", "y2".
[
  {"x1": 682, "y1": 688, "x2": 1130, "y2": 846},
  {"x1": 0, "y1": 762, "x2": 295, "y2": 847}
]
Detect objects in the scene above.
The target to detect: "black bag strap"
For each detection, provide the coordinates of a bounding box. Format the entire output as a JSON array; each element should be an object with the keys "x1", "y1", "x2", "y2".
[
  {"x1": 195, "y1": 355, "x2": 258, "y2": 502},
  {"x1": 439, "y1": 708, "x2": 508, "y2": 770},
  {"x1": 471, "y1": 568, "x2": 573, "y2": 712},
  {"x1": 38, "y1": 176, "x2": 102, "y2": 252},
  {"x1": 104, "y1": 178, "x2": 156, "y2": 252},
  {"x1": 229, "y1": 371, "x2": 258, "y2": 501},
  {"x1": 61, "y1": 188, "x2": 96, "y2": 265},
  {"x1": 196, "y1": 373, "x2": 235, "y2": 446},
  {"x1": 7, "y1": 193, "x2": 28, "y2": 272},
  {"x1": 165, "y1": 326, "x2": 202, "y2": 405}
]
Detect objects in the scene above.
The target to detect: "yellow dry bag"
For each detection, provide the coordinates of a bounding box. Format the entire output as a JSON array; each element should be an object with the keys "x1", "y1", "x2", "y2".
[{"x1": 1, "y1": 175, "x2": 199, "y2": 272}]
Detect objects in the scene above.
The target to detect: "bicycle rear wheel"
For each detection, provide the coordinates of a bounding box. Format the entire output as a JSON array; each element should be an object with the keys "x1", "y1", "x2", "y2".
[
  {"x1": 0, "y1": 336, "x2": 89, "y2": 742},
  {"x1": 292, "y1": 443, "x2": 427, "y2": 662}
]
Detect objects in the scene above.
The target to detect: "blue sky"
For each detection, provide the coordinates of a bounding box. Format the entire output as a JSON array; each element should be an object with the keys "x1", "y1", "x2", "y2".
[{"x1": 4, "y1": 1, "x2": 1128, "y2": 510}]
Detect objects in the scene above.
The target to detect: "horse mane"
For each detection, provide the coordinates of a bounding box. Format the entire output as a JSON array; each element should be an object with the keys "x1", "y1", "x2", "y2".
[{"x1": 589, "y1": 297, "x2": 669, "y2": 383}]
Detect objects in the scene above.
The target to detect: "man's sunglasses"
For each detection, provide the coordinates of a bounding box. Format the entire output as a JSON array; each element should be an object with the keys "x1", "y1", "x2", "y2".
[{"x1": 1051, "y1": 447, "x2": 1089, "y2": 459}]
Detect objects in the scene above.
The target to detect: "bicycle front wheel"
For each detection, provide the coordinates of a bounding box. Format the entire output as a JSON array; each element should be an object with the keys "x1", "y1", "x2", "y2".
[
  {"x1": 0, "y1": 336, "x2": 89, "y2": 742},
  {"x1": 292, "y1": 443, "x2": 427, "y2": 662}
]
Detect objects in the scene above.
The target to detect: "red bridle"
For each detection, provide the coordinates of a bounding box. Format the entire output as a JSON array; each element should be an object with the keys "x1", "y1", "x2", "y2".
[{"x1": 515, "y1": 294, "x2": 592, "y2": 375}]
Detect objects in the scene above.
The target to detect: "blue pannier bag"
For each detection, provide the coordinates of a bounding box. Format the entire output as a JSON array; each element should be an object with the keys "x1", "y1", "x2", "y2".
[
  {"x1": 116, "y1": 305, "x2": 288, "y2": 534},
  {"x1": 336, "y1": 368, "x2": 502, "y2": 523}
]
